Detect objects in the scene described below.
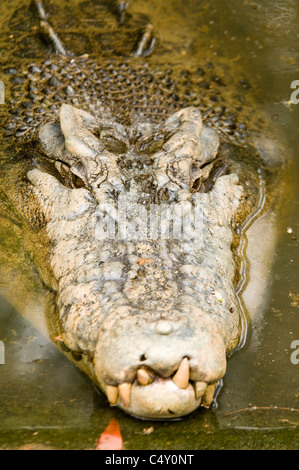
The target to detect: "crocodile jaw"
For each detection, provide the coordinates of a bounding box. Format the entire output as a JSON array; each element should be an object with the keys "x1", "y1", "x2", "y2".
[{"x1": 94, "y1": 311, "x2": 227, "y2": 419}]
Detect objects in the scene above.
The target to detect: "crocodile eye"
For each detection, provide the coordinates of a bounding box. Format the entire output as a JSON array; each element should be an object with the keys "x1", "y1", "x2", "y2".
[
  {"x1": 70, "y1": 170, "x2": 85, "y2": 188},
  {"x1": 50, "y1": 161, "x2": 86, "y2": 189},
  {"x1": 69, "y1": 163, "x2": 86, "y2": 188},
  {"x1": 137, "y1": 133, "x2": 165, "y2": 155},
  {"x1": 190, "y1": 161, "x2": 214, "y2": 192},
  {"x1": 191, "y1": 177, "x2": 201, "y2": 192},
  {"x1": 98, "y1": 130, "x2": 128, "y2": 154},
  {"x1": 103, "y1": 136, "x2": 128, "y2": 154}
]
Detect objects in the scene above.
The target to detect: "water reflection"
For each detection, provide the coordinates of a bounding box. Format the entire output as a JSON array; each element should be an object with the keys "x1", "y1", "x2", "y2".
[{"x1": 0, "y1": 0, "x2": 298, "y2": 449}]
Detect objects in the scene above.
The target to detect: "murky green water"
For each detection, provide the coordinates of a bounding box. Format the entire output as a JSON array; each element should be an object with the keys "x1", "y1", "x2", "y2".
[{"x1": 0, "y1": 0, "x2": 298, "y2": 449}]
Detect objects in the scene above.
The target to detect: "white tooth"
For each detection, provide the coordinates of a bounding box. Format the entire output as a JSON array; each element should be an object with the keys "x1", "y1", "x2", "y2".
[
  {"x1": 202, "y1": 383, "x2": 216, "y2": 407},
  {"x1": 137, "y1": 368, "x2": 152, "y2": 385},
  {"x1": 106, "y1": 385, "x2": 119, "y2": 405},
  {"x1": 194, "y1": 381, "x2": 207, "y2": 399},
  {"x1": 119, "y1": 383, "x2": 132, "y2": 407},
  {"x1": 172, "y1": 357, "x2": 190, "y2": 389}
]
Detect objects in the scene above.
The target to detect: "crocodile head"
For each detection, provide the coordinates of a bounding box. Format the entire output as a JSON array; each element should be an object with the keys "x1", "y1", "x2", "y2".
[{"x1": 27, "y1": 104, "x2": 243, "y2": 419}]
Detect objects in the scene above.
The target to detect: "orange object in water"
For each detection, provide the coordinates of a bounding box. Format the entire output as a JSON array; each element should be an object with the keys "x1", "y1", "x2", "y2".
[{"x1": 96, "y1": 418, "x2": 123, "y2": 450}]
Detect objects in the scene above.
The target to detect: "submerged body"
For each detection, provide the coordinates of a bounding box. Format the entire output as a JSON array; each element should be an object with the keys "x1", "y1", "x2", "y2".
[{"x1": 0, "y1": 2, "x2": 283, "y2": 419}]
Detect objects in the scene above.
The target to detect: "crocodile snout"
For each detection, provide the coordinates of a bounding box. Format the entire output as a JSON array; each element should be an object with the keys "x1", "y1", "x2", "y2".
[{"x1": 94, "y1": 312, "x2": 227, "y2": 419}]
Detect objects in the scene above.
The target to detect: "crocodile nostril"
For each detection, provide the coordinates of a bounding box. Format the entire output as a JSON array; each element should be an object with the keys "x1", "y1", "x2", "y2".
[
  {"x1": 155, "y1": 320, "x2": 173, "y2": 335},
  {"x1": 139, "y1": 353, "x2": 147, "y2": 361}
]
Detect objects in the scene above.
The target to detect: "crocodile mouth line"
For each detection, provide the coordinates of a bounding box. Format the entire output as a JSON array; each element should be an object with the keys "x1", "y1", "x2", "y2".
[{"x1": 104, "y1": 358, "x2": 217, "y2": 413}]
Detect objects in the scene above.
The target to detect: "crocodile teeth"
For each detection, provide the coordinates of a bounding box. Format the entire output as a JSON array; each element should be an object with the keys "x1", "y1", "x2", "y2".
[
  {"x1": 194, "y1": 381, "x2": 207, "y2": 399},
  {"x1": 137, "y1": 368, "x2": 152, "y2": 385},
  {"x1": 202, "y1": 383, "x2": 216, "y2": 407},
  {"x1": 106, "y1": 385, "x2": 119, "y2": 405},
  {"x1": 172, "y1": 357, "x2": 190, "y2": 389},
  {"x1": 119, "y1": 382, "x2": 132, "y2": 407}
]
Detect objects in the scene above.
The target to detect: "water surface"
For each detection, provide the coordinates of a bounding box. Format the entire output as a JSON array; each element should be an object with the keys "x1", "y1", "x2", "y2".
[{"x1": 0, "y1": 0, "x2": 298, "y2": 449}]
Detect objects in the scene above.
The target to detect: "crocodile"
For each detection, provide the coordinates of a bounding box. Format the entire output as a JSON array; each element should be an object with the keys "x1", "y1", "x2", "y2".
[{"x1": 0, "y1": 0, "x2": 285, "y2": 419}]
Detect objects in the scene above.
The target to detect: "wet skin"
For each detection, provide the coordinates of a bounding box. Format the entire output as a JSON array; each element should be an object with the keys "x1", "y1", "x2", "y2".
[{"x1": 0, "y1": 0, "x2": 281, "y2": 419}]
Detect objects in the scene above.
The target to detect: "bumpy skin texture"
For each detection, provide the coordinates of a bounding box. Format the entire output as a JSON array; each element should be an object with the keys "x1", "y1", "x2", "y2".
[
  {"x1": 26, "y1": 103, "x2": 243, "y2": 419},
  {"x1": 0, "y1": 20, "x2": 265, "y2": 418}
]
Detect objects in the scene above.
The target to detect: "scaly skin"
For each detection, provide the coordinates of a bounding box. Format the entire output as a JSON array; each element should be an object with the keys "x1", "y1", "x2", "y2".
[
  {"x1": 23, "y1": 104, "x2": 243, "y2": 419},
  {"x1": 0, "y1": 5, "x2": 269, "y2": 419}
]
